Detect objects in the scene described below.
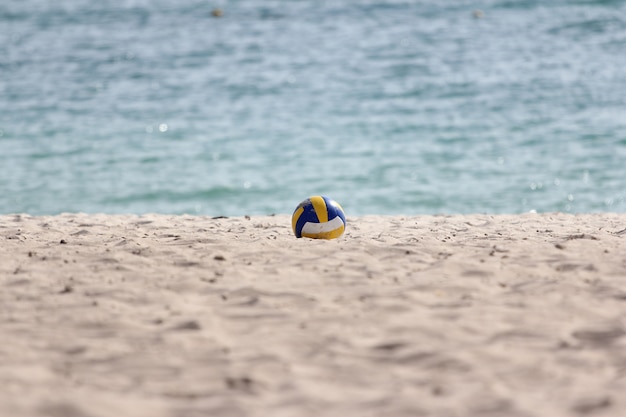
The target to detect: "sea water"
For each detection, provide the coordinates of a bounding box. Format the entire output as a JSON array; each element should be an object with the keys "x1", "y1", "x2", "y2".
[{"x1": 1, "y1": 0, "x2": 625, "y2": 216}]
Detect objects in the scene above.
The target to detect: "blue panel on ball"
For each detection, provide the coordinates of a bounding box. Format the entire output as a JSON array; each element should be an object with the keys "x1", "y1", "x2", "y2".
[
  {"x1": 294, "y1": 199, "x2": 318, "y2": 238},
  {"x1": 322, "y1": 195, "x2": 346, "y2": 225}
]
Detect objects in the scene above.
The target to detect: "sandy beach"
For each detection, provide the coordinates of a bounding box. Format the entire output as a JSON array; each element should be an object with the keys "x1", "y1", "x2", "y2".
[{"x1": 1, "y1": 212, "x2": 625, "y2": 417}]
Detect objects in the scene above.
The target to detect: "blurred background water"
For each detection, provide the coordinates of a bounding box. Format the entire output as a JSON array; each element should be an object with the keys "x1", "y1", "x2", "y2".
[{"x1": 1, "y1": 0, "x2": 625, "y2": 216}]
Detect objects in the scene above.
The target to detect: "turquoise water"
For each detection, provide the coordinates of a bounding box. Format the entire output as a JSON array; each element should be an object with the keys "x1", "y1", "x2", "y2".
[{"x1": 2, "y1": 0, "x2": 625, "y2": 216}]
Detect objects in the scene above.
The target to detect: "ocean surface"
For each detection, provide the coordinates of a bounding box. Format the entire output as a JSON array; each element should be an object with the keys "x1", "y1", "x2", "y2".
[{"x1": 2, "y1": 0, "x2": 626, "y2": 216}]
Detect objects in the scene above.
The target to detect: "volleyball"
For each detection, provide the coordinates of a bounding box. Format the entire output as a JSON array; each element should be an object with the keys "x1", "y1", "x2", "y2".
[{"x1": 292, "y1": 196, "x2": 346, "y2": 239}]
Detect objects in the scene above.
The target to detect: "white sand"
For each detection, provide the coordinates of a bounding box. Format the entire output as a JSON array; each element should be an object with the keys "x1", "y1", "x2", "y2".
[{"x1": 1, "y1": 213, "x2": 626, "y2": 417}]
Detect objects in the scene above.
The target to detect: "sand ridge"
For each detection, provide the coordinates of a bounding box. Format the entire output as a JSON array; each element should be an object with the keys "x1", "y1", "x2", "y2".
[{"x1": 1, "y1": 213, "x2": 626, "y2": 417}]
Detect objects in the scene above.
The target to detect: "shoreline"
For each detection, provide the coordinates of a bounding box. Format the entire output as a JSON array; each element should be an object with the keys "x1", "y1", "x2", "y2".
[{"x1": 2, "y1": 213, "x2": 625, "y2": 417}]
